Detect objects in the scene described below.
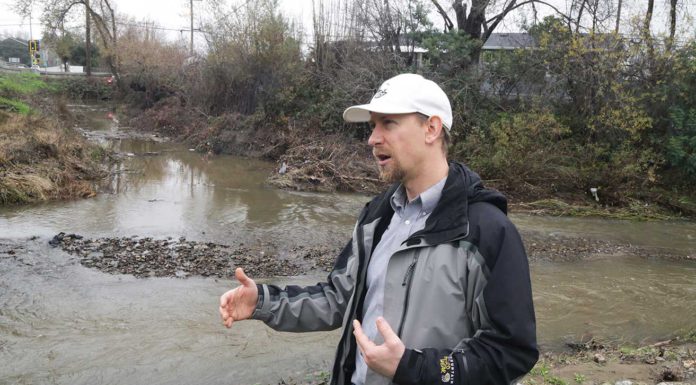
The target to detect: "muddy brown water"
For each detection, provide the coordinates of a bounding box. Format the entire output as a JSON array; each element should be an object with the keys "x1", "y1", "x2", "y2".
[{"x1": 1, "y1": 104, "x2": 695, "y2": 384}]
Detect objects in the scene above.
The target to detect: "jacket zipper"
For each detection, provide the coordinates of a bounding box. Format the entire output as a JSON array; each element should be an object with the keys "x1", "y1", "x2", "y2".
[{"x1": 397, "y1": 249, "x2": 420, "y2": 337}]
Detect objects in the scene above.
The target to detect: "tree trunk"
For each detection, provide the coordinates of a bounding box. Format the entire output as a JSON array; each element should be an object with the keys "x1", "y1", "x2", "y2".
[
  {"x1": 462, "y1": 0, "x2": 486, "y2": 39},
  {"x1": 614, "y1": 0, "x2": 622, "y2": 33},
  {"x1": 667, "y1": 0, "x2": 678, "y2": 51},
  {"x1": 453, "y1": 0, "x2": 466, "y2": 31},
  {"x1": 591, "y1": 0, "x2": 599, "y2": 34},
  {"x1": 574, "y1": 0, "x2": 586, "y2": 33},
  {"x1": 644, "y1": 0, "x2": 654, "y2": 35},
  {"x1": 643, "y1": 0, "x2": 656, "y2": 76},
  {"x1": 85, "y1": 0, "x2": 91, "y2": 76}
]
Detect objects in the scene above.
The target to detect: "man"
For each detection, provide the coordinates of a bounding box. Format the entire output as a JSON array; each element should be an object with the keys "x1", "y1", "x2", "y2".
[{"x1": 219, "y1": 73, "x2": 538, "y2": 385}]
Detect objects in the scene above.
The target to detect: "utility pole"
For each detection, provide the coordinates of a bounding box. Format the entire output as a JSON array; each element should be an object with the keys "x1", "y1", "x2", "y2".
[
  {"x1": 86, "y1": 0, "x2": 92, "y2": 76},
  {"x1": 190, "y1": 0, "x2": 194, "y2": 55}
]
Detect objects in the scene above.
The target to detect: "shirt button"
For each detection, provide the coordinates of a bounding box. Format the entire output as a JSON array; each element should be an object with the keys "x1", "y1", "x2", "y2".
[{"x1": 405, "y1": 220, "x2": 411, "y2": 225}]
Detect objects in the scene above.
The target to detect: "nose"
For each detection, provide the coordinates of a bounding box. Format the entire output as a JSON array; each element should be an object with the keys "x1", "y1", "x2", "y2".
[{"x1": 368, "y1": 124, "x2": 382, "y2": 147}]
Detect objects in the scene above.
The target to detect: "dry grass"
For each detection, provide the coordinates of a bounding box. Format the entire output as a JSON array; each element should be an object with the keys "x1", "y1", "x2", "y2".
[{"x1": 0, "y1": 113, "x2": 107, "y2": 205}]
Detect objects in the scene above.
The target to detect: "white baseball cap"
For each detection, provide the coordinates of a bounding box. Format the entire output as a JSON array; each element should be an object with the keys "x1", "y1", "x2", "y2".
[{"x1": 342, "y1": 73, "x2": 453, "y2": 131}]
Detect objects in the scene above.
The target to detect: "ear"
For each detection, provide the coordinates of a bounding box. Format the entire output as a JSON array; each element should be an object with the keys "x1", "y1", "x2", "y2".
[{"x1": 423, "y1": 116, "x2": 443, "y2": 145}]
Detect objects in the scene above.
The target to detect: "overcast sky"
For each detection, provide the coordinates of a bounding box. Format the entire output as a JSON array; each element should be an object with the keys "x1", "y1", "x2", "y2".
[{"x1": 1, "y1": 0, "x2": 693, "y2": 45}]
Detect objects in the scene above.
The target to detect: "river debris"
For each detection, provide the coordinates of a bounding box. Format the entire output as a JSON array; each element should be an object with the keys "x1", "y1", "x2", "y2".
[
  {"x1": 521, "y1": 231, "x2": 690, "y2": 261},
  {"x1": 48, "y1": 232, "x2": 340, "y2": 278},
  {"x1": 266, "y1": 136, "x2": 384, "y2": 194},
  {"x1": 45, "y1": 230, "x2": 691, "y2": 279}
]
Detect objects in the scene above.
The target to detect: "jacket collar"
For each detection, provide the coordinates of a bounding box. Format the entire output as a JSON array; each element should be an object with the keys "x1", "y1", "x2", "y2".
[{"x1": 361, "y1": 162, "x2": 507, "y2": 246}]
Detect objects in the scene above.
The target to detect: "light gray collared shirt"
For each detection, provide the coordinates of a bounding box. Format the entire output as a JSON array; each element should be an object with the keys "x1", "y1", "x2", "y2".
[{"x1": 352, "y1": 176, "x2": 447, "y2": 385}]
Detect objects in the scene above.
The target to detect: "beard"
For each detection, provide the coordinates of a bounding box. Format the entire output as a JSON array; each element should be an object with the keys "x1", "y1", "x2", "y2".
[{"x1": 378, "y1": 159, "x2": 406, "y2": 183}]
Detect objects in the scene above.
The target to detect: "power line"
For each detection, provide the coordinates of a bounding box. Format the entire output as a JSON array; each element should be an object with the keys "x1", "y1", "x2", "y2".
[{"x1": 114, "y1": 20, "x2": 191, "y2": 33}]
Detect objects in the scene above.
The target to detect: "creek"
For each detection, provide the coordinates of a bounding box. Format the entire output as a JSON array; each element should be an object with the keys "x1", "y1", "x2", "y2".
[{"x1": 1, "y1": 104, "x2": 695, "y2": 385}]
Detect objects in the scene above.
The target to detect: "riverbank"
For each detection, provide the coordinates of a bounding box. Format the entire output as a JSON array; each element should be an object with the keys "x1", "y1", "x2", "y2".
[
  {"x1": 0, "y1": 73, "x2": 112, "y2": 205},
  {"x1": 0, "y1": 112, "x2": 109, "y2": 204},
  {"x1": 274, "y1": 338, "x2": 696, "y2": 385},
  {"x1": 125, "y1": 99, "x2": 696, "y2": 220}
]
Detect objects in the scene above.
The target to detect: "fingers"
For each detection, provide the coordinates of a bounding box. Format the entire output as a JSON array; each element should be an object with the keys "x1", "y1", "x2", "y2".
[
  {"x1": 219, "y1": 305, "x2": 232, "y2": 328},
  {"x1": 235, "y1": 267, "x2": 255, "y2": 287},
  {"x1": 219, "y1": 288, "x2": 236, "y2": 327},
  {"x1": 219, "y1": 289, "x2": 231, "y2": 308},
  {"x1": 353, "y1": 319, "x2": 375, "y2": 352},
  {"x1": 376, "y1": 317, "x2": 399, "y2": 344}
]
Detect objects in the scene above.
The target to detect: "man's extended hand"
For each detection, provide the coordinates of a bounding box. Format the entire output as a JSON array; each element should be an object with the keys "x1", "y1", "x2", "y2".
[
  {"x1": 219, "y1": 267, "x2": 258, "y2": 328},
  {"x1": 353, "y1": 317, "x2": 405, "y2": 379}
]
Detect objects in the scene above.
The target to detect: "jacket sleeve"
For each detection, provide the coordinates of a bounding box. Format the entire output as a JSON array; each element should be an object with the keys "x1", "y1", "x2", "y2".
[
  {"x1": 393, "y1": 211, "x2": 538, "y2": 385},
  {"x1": 250, "y1": 238, "x2": 357, "y2": 332}
]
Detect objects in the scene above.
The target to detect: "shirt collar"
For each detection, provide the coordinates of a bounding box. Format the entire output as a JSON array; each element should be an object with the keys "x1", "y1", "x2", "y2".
[{"x1": 390, "y1": 176, "x2": 447, "y2": 215}]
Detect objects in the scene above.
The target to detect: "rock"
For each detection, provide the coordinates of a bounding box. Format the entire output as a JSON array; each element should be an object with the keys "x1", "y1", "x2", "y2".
[
  {"x1": 658, "y1": 366, "x2": 683, "y2": 382},
  {"x1": 49, "y1": 232, "x2": 66, "y2": 247},
  {"x1": 615, "y1": 380, "x2": 633, "y2": 385},
  {"x1": 594, "y1": 353, "x2": 607, "y2": 364},
  {"x1": 656, "y1": 383, "x2": 690, "y2": 385}
]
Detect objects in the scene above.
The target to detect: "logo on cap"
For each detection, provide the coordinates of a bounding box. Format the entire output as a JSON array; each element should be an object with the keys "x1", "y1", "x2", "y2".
[{"x1": 373, "y1": 89, "x2": 387, "y2": 99}]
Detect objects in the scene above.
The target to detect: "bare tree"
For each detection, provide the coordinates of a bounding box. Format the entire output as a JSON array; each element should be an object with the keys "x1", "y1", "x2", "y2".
[
  {"x1": 16, "y1": 0, "x2": 120, "y2": 80},
  {"x1": 428, "y1": 0, "x2": 571, "y2": 62}
]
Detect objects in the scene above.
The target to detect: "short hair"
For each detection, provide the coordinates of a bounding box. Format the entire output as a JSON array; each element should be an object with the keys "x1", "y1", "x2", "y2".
[{"x1": 416, "y1": 113, "x2": 449, "y2": 155}]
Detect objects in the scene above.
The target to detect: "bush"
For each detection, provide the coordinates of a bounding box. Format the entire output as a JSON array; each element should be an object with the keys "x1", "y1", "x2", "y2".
[
  {"x1": 458, "y1": 111, "x2": 578, "y2": 198},
  {"x1": 56, "y1": 76, "x2": 113, "y2": 100},
  {"x1": 666, "y1": 107, "x2": 696, "y2": 180}
]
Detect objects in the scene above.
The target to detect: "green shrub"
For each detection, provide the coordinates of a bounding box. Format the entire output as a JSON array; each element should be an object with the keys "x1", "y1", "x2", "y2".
[
  {"x1": 665, "y1": 108, "x2": 696, "y2": 181},
  {"x1": 0, "y1": 97, "x2": 31, "y2": 114}
]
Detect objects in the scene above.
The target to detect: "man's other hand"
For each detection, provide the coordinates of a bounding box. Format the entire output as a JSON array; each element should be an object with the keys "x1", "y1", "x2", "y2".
[
  {"x1": 353, "y1": 317, "x2": 405, "y2": 379},
  {"x1": 219, "y1": 267, "x2": 258, "y2": 328}
]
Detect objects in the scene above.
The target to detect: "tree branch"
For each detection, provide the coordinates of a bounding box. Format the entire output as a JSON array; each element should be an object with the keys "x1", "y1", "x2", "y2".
[
  {"x1": 430, "y1": 0, "x2": 454, "y2": 31},
  {"x1": 485, "y1": 0, "x2": 572, "y2": 40}
]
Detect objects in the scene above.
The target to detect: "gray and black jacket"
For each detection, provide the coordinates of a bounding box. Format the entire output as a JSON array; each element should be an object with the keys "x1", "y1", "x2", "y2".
[{"x1": 251, "y1": 162, "x2": 538, "y2": 385}]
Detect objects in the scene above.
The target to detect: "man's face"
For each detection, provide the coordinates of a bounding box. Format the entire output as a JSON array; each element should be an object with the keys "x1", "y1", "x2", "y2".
[{"x1": 368, "y1": 112, "x2": 428, "y2": 183}]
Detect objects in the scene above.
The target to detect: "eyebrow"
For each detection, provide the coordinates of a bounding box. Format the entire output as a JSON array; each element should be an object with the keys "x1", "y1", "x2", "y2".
[{"x1": 369, "y1": 115, "x2": 393, "y2": 125}]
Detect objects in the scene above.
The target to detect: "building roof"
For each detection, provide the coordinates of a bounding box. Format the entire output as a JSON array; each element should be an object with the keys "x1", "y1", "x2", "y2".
[{"x1": 483, "y1": 33, "x2": 536, "y2": 50}]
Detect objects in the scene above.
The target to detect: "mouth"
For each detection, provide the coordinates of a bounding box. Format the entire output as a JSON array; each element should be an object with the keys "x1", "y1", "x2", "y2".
[{"x1": 374, "y1": 153, "x2": 392, "y2": 166}]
